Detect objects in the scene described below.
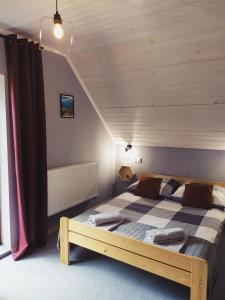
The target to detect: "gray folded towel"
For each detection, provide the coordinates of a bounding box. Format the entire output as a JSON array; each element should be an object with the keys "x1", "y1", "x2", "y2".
[
  {"x1": 88, "y1": 212, "x2": 122, "y2": 226},
  {"x1": 145, "y1": 227, "x2": 185, "y2": 244},
  {"x1": 144, "y1": 234, "x2": 187, "y2": 253}
]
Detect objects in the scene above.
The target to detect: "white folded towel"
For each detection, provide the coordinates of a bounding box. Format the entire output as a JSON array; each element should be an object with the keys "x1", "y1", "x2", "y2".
[
  {"x1": 88, "y1": 212, "x2": 122, "y2": 226},
  {"x1": 145, "y1": 227, "x2": 185, "y2": 244}
]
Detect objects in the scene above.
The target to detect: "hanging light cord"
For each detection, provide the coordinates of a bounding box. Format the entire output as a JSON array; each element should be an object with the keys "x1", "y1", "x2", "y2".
[{"x1": 54, "y1": 0, "x2": 62, "y2": 24}]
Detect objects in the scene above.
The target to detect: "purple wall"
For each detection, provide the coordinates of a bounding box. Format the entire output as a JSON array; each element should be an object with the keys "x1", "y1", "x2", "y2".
[
  {"x1": 115, "y1": 144, "x2": 225, "y2": 194},
  {"x1": 42, "y1": 51, "x2": 115, "y2": 201},
  {"x1": 116, "y1": 144, "x2": 225, "y2": 180}
]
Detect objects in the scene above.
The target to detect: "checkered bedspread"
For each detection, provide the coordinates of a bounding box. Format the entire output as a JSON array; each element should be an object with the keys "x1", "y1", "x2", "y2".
[{"x1": 74, "y1": 192, "x2": 225, "y2": 244}]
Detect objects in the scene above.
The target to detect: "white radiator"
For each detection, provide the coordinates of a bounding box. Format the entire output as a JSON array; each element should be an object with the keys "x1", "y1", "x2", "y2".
[{"x1": 47, "y1": 162, "x2": 99, "y2": 216}]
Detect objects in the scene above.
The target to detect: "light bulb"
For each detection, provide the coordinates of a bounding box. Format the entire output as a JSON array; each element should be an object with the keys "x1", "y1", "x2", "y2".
[{"x1": 53, "y1": 23, "x2": 64, "y2": 39}]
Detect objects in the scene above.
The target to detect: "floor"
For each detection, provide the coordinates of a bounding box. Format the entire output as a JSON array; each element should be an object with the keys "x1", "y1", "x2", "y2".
[{"x1": 0, "y1": 234, "x2": 224, "y2": 300}]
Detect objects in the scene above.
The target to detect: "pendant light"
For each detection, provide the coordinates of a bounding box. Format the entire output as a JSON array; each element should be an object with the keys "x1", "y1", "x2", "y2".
[
  {"x1": 53, "y1": 0, "x2": 64, "y2": 39},
  {"x1": 39, "y1": 0, "x2": 74, "y2": 54}
]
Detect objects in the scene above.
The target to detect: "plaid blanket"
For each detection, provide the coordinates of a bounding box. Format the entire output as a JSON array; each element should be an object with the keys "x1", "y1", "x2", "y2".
[{"x1": 74, "y1": 192, "x2": 225, "y2": 244}]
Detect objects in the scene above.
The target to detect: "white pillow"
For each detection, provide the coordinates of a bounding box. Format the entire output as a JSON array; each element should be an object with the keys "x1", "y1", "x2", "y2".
[
  {"x1": 214, "y1": 185, "x2": 225, "y2": 195},
  {"x1": 159, "y1": 182, "x2": 167, "y2": 194},
  {"x1": 172, "y1": 185, "x2": 185, "y2": 197},
  {"x1": 126, "y1": 180, "x2": 139, "y2": 193},
  {"x1": 213, "y1": 190, "x2": 225, "y2": 206}
]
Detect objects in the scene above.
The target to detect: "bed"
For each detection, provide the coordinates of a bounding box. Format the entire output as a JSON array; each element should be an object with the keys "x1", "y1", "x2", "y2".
[{"x1": 60, "y1": 173, "x2": 225, "y2": 300}]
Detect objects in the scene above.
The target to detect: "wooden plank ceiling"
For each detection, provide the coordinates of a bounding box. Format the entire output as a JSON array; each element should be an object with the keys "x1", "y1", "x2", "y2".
[{"x1": 1, "y1": 0, "x2": 225, "y2": 149}]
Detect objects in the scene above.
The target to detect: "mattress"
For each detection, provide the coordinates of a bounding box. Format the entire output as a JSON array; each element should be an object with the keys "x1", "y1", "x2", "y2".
[{"x1": 73, "y1": 192, "x2": 225, "y2": 256}]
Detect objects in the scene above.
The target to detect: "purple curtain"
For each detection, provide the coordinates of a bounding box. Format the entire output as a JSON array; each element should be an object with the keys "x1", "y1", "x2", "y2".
[{"x1": 5, "y1": 34, "x2": 47, "y2": 260}]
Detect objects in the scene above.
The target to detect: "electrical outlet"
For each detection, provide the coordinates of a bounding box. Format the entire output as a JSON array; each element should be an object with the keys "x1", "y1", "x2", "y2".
[{"x1": 133, "y1": 157, "x2": 142, "y2": 164}]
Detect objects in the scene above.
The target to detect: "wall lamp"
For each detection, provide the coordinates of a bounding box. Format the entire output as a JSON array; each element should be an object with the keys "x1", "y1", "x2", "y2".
[
  {"x1": 125, "y1": 144, "x2": 132, "y2": 152},
  {"x1": 123, "y1": 144, "x2": 142, "y2": 163}
]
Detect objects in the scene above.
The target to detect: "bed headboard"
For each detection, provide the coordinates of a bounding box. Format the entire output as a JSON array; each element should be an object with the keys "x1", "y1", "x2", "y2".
[{"x1": 142, "y1": 172, "x2": 225, "y2": 188}]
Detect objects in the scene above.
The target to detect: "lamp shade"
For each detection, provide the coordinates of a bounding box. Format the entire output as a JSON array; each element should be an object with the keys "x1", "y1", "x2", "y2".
[
  {"x1": 119, "y1": 166, "x2": 135, "y2": 181},
  {"x1": 39, "y1": 16, "x2": 74, "y2": 54}
]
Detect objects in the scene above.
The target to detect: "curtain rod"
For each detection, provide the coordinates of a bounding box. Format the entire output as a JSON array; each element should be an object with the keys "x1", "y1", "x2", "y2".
[
  {"x1": 0, "y1": 33, "x2": 40, "y2": 44},
  {"x1": 0, "y1": 33, "x2": 7, "y2": 39}
]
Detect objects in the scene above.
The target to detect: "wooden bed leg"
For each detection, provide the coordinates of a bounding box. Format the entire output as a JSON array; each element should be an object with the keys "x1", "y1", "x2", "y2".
[
  {"x1": 190, "y1": 258, "x2": 208, "y2": 300},
  {"x1": 60, "y1": 217, "x2": 70, "y2": 265}
]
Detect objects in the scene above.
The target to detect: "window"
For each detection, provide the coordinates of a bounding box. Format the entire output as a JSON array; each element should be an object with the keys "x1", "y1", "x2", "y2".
[{"x1": 0, "y1": 73, "x2": 10, "y2": 253}]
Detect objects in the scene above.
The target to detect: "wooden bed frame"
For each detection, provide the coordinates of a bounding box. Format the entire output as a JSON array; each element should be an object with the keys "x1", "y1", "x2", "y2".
[{"x1": 60, "y1": 173, "x2": 225, "y2": 300}]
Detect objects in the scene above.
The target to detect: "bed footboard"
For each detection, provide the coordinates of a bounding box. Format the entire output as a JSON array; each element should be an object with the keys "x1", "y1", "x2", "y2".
[
  {"x1": 60, "y1": 217, "x2": 208, "y2": 300},
  {"x1": 190, "y1": 258, "x2": 208, "y2": 300}
]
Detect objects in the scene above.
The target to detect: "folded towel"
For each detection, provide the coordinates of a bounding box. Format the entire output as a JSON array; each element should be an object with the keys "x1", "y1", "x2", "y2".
[
  {"x1": 145, "y1": 227, "x2": 185, "y2": 244},
  {"x1": 144, "y1": 234, "x2": 187, "y2": 253},
  {"x1": 153, "y1": 236, "x2": 184, "y2": 244},
  {"x1": 87, "y1": 220, "x2": 124, "y2": 231},
  {"x1": 88, "y1": 212, "x2": 122, "y2": 226}
]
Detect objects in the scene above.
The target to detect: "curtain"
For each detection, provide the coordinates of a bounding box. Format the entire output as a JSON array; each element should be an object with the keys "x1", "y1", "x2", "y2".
[{"x1": 5, "y1": 34, "x2": 47, "y2": 260}]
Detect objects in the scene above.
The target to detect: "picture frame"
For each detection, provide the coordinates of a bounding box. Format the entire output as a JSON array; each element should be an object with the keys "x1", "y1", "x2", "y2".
[{"x1": 60, "y1": 94, "x2": 74, "y2": 118}]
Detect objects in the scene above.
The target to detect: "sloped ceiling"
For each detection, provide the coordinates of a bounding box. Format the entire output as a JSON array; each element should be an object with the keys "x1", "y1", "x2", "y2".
[{"x1": 1, "y1": 0, "x2": 225, "y2": 149}]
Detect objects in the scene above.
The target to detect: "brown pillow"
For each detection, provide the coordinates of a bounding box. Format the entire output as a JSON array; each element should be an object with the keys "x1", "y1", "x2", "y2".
[
  {"x1": 182, "y1": 183, "x2": 213, "y2": 209},
  {"x1": 136, "y1": 176, "x2": 162, "y2": 199}
]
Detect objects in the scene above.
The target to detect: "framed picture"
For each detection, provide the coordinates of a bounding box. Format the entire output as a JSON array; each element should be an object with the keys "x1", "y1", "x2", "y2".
[{"x1": 60, "y1": 94, "x2": 74, "y2": 118}]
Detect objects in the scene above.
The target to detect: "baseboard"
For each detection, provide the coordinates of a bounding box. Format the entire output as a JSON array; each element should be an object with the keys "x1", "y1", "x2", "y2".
[
  {"x1": 48, "y1": 197, "x2": 99, "y2": 234},
  {"x1": 0, "y1": 245, "x2": 11, "y2": 259},
  {"x1": 48, "y1": 225, "x2": 59, "y2": 235}
]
